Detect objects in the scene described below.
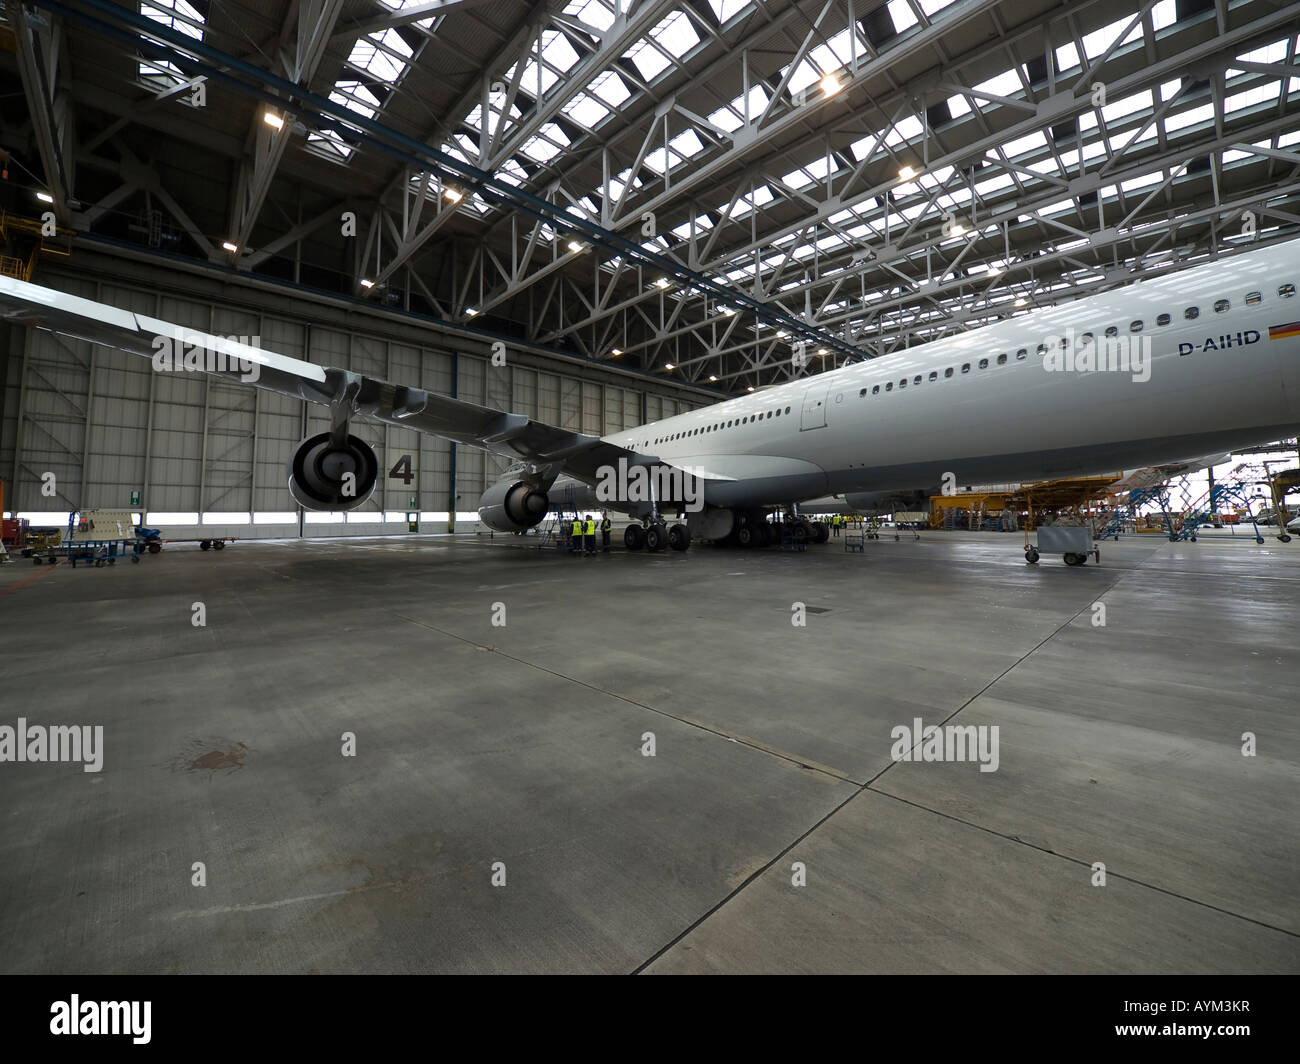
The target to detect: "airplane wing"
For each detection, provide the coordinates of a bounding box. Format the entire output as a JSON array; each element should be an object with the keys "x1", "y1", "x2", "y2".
[{"x1": 0, "y1": 275, "x2": 643, "y2": 481}]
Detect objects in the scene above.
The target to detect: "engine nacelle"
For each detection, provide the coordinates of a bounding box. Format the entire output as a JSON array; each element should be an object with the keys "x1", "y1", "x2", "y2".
[
  {"x1": 478, "y1": 480, "x2": 550, "y2": 532},
  {"x1": 288, "y1": 432, "x2": 378, "y2": 511}
]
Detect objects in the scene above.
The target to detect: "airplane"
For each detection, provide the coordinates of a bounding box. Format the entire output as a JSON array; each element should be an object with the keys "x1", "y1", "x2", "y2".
[{"x1": 1, "y1": 238, "x2": 1298, "y2": 559}]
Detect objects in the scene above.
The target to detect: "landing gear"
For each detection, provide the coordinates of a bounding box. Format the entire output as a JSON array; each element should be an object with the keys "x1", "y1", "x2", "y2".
[
  {"x1": 1025, "y1": 547, "x2": 1040, "y2": 564},
  {"x1": 668, "y1": 523, "x2": 691, "y2": 552},
  {"x1": 792, "y1": 520, "x2": 811, "y2": 547},
  {"x1": 644, "y1": 522, "x2": 667, "y2": 552},
  {"x1": 624, "y1": 524, "x2": 645, "y2": 551},
  {"x1": 811, "y1": 521, "x2": 830, "y2": 544}
]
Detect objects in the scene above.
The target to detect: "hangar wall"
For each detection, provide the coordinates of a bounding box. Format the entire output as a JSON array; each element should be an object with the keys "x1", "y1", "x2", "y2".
[{"x1": 0, "y1": 259, "x2": 705, "y2": 539}]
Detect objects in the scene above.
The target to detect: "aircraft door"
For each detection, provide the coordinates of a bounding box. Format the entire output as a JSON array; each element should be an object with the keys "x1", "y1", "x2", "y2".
[{"x1": 800, "y1": 382, "x2": 831, "y2": 430}]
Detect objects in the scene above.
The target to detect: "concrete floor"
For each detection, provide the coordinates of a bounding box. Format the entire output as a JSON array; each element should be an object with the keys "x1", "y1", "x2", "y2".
[{"x1": 0, "y1": 528, "x2": 1296, "y2": 973}]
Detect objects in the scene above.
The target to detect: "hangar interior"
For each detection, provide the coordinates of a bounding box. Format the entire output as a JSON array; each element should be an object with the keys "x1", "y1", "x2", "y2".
[{"x1": 0, "y1": 0, "x2": 1297, "y2": 974}]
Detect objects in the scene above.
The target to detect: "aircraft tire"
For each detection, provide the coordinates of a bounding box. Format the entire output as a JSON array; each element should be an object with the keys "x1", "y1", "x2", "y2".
[{"x1": 624, "y1": 525, "x2": 645, "y2": 551}]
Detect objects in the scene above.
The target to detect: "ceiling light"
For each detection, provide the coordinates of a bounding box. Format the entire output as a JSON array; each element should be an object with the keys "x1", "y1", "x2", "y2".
[
  {"x1": 221, "y1": 241, "x2": 239, "y2": 253},
  {"x1": 986, "y1": 264, "x2": 1004, "y2": 275},
  {"x1": 466, "y1": 307, "x2": 478, "y2": 316},
  {"x1": 654, "y1": 277, "x2": 671, "y2": 289},
  {"x1": 1014, "y1": 297, "x2": 1027, "y2": 306},
  {"x1": 820, "y1": 74, "x2": 842, "y2": 96},
  {"x1": 567, "y1": 240, "x2": 585, "y2": 253},
  {"x1": 664, "y1": 363, "x2": 675, "y2": 370},
  {"x1": 898, "y1": 165, "x2": 917, "y2": 181},
  {"x1": 263, "y1": 111, "x2": 284, "y2": 130},
  {"x1": 949, "y1": 224, "x2": 967, "y2": 237},
  {"x1": 721, "y1": 306, "x2": 736, "y2": 316},
  {"x1": 817, "y1": 348, "x2": 828, "y2": 356},
  {"x1": 746, "y1": 386, "x2": 756, "y2": 392},
  {"x1": 708, "y1": 375, "x2": 718, "y2": 382},
  {"x1": 443, "y1": 188, "x2": 463, "y2": 203},
  {"x1": 611, "y1": 348, "x2": 623, "y2": 356},
  {"x1": 359, "y1": 278, "x2": 374, "y2": 288},
  {"x1": 35, "y1": 191, "x2": 54, "y2": 204}
]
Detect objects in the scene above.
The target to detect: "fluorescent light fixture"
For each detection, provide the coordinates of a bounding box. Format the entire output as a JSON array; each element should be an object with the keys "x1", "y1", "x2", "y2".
[
  {"x1": 654, "y1": 277, "x2": 671, "y2": 289},
  {"x1": 36, "y1": 191, "x2": 54, "y2": 204},
  {"x1": 721, "y1": 306, "x2": 736, "y2": 315},
  {"x1": 359, "y1": 278, "x2": 375, "y2": 288},
  {"x1": 986, "y1": 264, "x2": 1004, "y2": 275},
  {"x1": 708, "y1": 374, "x2": 718, "y2": 382},
  {"x1": 466, "y1": 307, "x2": 479, "y2": 316},
  {"x1": 820, "y1": 74, "x2": 842, "y2": 96},
  {"x1": 746, "y1": 386, "x2": 756, "y2": 392},
  {"x1": 664, "y1": 363, "x2": 675, "y2": 370},
  {"x1": 567, "y1": 240, "x2": 585, "y2": 253},
  {"x1": 443, "y1": 188, "x2": 463, "y2": 203},
  {"x1": 817, "y1": 348, "x2": 828, "y2": 356},
  {"x1": 898, "y1": 165, "x2": 918, "y2": 180},
  {"x1": 1014, "y1": 296, "x2": 1027, "y2": 306},
  {"x1": 221, "y1": 241, "x2": 239, "y2": 253},
  {"x1": 949, "y1": 223, "x2": 967, "y2": 237},
  {"x1": 263, "y1": 111, "x2": 285, "y2": 130},
  {"x1": 610, "y1": 348, "x2": 623, "y2": 356}
]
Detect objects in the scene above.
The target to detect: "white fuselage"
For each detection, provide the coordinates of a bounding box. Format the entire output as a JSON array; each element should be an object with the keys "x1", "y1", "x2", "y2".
[{"x1": 598, "y1": 241, "x2": 1300, "y2": 511}]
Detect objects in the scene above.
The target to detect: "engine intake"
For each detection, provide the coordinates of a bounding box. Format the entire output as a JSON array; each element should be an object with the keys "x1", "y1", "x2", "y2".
[
  {"x1": 478, "y1": 481, "x2": 550, "y2": 532},
  {"x1": 288, "y1": 432, "x2": 379, "y2": 511}
]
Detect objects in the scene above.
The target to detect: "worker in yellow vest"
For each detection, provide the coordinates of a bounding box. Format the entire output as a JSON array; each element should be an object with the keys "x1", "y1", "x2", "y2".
[
  {"x1": 600, "y1": 511, "x2": 612, "y2": 552},
  {"x1": 570, "y1": 516, "x2": 583, "y2": 554},
  {"x1": 583, "y1": 514, "x2": 597, "y2": 555}
]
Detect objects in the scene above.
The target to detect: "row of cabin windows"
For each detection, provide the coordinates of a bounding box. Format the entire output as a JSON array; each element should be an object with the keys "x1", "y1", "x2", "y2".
[
  {"x1": 637, "y1": 283, "x2": 1298, "y2": 441},
  {"x1": 646, "y1": 405, "x2": 794, "y2": 447},
  {"x1": 857, "y1": 283, "x2": 1297, "y2": 397}
]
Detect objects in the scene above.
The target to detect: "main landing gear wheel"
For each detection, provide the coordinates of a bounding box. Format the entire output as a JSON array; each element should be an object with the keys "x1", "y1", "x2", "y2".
[
  {"x1": 624, "y1": 524, "x2": 645, "y2": 551},
  {"x1": 668, "y1": 523, "x2": 691, "y2": 552},
  {"x1": 737, "y1": 523, "x2": 759, "y2": 548},
  {"x1": 1025, "y1": 547, "x2": 1040, "y2": 564},
  {"x1": 644, "y1": 523, "x2": 667, "y2": 552},
  {"x1": 812, "y1": 521, "x2": 830, "y2": 544},
  {"x1": 792, "y1": 521, "x2": 811, "y2": 546},
  {"x1": 1064, "y1": 552, "x2": 1087, "y2": 566}
]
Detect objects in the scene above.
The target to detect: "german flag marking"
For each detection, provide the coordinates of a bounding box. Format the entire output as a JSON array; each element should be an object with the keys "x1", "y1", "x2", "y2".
[{"x1": 1268, "y1": 321, "x2": 1300, "y2": 340}]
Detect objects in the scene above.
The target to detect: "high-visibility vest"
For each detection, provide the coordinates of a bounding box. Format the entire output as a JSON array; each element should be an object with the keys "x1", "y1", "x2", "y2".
[
  {"x1": 600, "y1": 517, "x2": 611, "y2": 532},
  {"x1": 571, "y1": 519, "x2": 582, "y2": 535},
  {"x1": 584, "y1": 519, "x2": 595, "y2": 535}
]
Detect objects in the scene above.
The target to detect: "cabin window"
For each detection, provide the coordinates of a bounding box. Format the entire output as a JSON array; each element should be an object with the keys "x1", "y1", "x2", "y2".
[
  {"x1": 885, "y1": 382, "x2": 893, "y2": 391},
  {"x1": 996, "y1": 353, "x2": 1008, "y2": 365},
  {"x1": 1080, "y1": 333, "x2": 1093, "y2": 346},
  {"x1": 1156, "y1": 313, "x2": 1171, "y2": 326},
  {"x1": 929, "y1": 370, "x2": 939, "y2": 381},
  {"x1": 785, "y1": 406, "x2": 791, "y2": 414},
  {"x1": 1105, "y1": 326, "x2": 1118, "y2": 338},
  {"x1": 1246, "y1": 291, "x2": 1261, "y2": 305},
  {"x1": 913, "y1": 375, "x2": 922, "y2": 385},
  {"x1": 766, "y1": 410, "x2": 772, "y2": 418},
  {"x1": 1016, "y1": 348, "x2": 1027, "y2": 360},
  {"x1": 1214, "y1": 299, "x2": 1230, "y2": 313},
  {"x1": 944, "y1": 367, "x2": 954, "y2": 377},
  {"x1": 1036, "y1": 343, "x2": 1047, "y2": 355},
  {"x1": 872, "y1": 385, "x2": 881, "y2": 394},
  {"x1": 899, "y1": 379, "x2": 907, "y2": 388},
  {"x1": 859, "y1": 388, "x2": 867, "y2": 397},
  {"x1": 961, "y1": 363, "x2": 970, "y2": 373},
  {"x1": 1280, "y1": 283, "x2": 1296, "y2": 298},
  {"x1": 1130, "y1": 320, "x2": 1143, "y2": 332},
  {"x1": 978, "y1": 358, "x2": 988, "y2": 369},
  {"x1": 1185, "y1": 306, "x2": 1199, "y2": 319}
]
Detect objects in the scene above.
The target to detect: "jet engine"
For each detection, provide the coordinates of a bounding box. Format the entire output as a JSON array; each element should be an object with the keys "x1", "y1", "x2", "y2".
[
  {"x1": 478, "y1": 480, "x2": 550, "y2": 532},
  {"x1": 288, "y1": 431, "x2": 379, "y2": 510}
]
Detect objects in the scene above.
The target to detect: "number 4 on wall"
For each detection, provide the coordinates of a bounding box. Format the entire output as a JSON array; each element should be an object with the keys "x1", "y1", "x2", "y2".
[{"x1": 388, "y1": 454, "x2": 414, "y2": 485}]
